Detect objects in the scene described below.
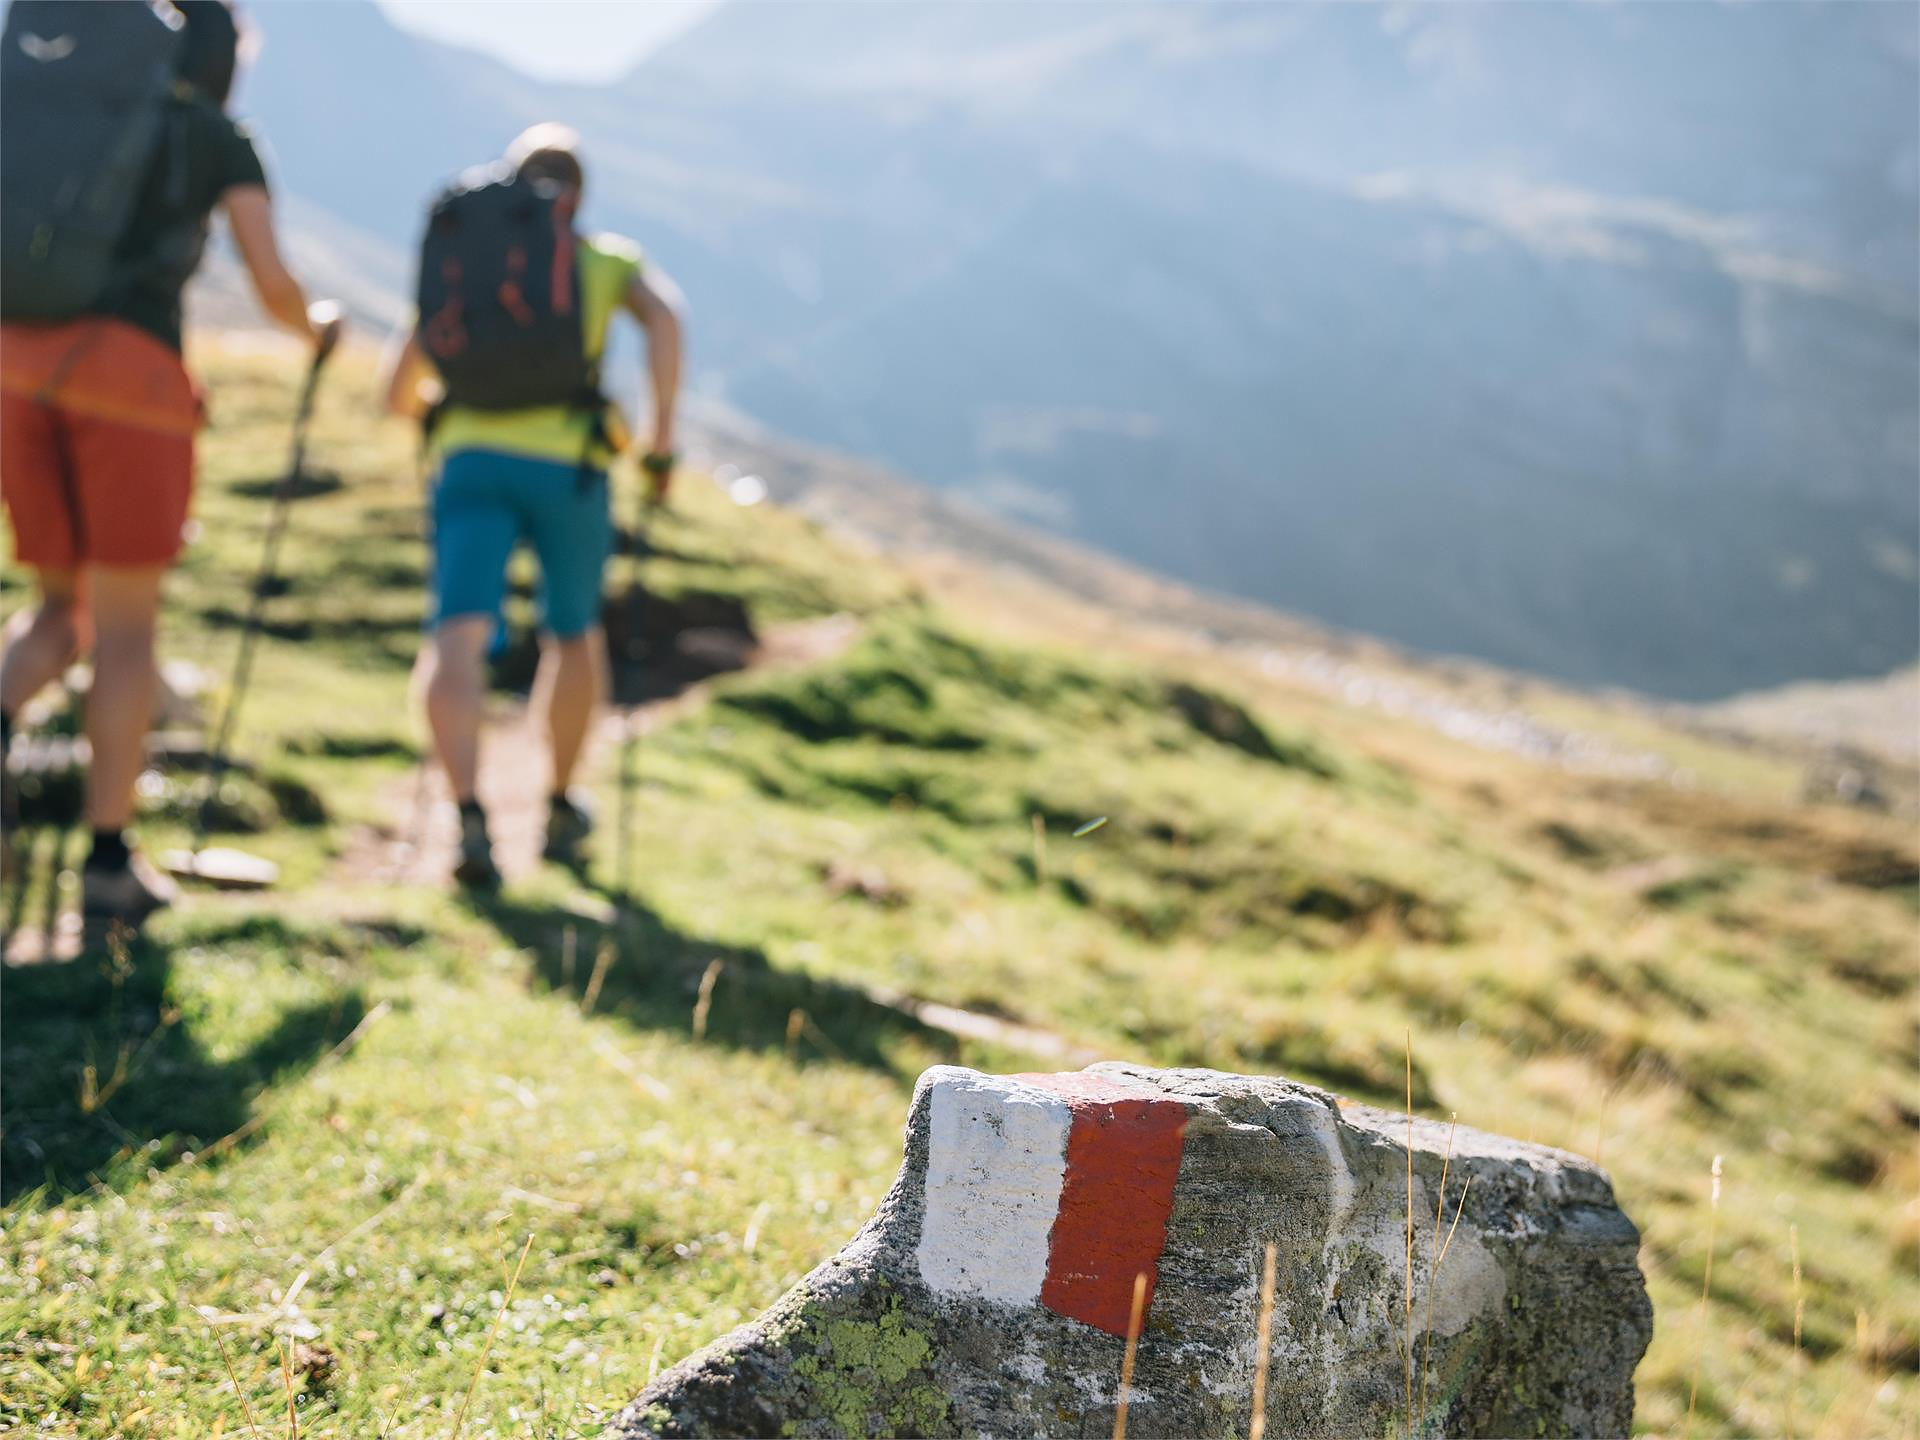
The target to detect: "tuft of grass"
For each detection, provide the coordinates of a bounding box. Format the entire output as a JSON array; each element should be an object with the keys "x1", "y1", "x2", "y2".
[
  {"x1": 1248, "y1": 1241, "x2": 1277, "y2": 1440},
  {"x1": 211, "y1": 1321, "x2": 265, "y2": 1440},
  {"x1": 1112, "y1": 1270, "x2": 1147, "y2": 1440},
  {"x1": 1687, "y1": 1154, "x2": 1725, "y2": 1437},
  {"x1": 449, "y1": 1233, "x2": 533, "y2": 1440}
]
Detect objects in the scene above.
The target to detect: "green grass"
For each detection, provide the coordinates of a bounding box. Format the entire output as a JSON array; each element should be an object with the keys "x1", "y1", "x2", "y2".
[{"x1": 2, "y1": 339, "x2": 1916, "y2": 1436}]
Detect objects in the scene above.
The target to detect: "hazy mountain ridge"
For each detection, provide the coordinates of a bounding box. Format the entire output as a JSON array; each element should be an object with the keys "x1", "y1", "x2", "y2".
[{"x1": 229, "y1": 0, "x2": 1919, "y2": 699}]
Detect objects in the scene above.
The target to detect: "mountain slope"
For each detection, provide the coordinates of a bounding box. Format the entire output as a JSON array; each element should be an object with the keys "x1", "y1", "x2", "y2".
[
  {"x1": 227, "y1": 0, "x2": 1919, "y2": 698},
  {"x1": 1, "y1": 338, "x2": 1915, "y2": 1435}
]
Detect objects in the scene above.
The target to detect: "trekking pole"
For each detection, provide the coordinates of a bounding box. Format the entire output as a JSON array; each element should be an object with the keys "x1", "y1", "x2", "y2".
[
  {"x1": 177, "y1": 315, "x2": 340, "y2": 880},
  {"x1": 612, "y1": 458, "x2": 652, "y2": 909}
]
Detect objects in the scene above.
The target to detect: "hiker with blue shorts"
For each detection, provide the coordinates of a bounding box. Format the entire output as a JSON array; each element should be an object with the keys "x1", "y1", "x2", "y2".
[{"x1": 381, "y1": 124, "x2": 685, "y2": 889}]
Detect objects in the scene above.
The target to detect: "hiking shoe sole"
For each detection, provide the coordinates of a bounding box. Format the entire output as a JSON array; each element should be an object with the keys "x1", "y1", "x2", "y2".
[
  {"x1": 80, "y1": 855, "x2": 178, "y2": 947},
  {"x1": 453, "y1": 850, "x2": 502, "y2": 892},
  {"x1": 541, "y1": 825, "x2": 590, "y2": 869},
  {"x1": 542, "y1": 799, "x2": 594, "y2": 870}
]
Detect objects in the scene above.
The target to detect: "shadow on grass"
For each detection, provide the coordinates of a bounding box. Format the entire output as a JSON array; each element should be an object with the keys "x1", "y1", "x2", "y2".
[
  {"x1": 224, "y1": 469, "x2": 344, "y2": 501},
  {"x1": 195, "y1": 604, "x2": 422, "y2": 646},
  {"x1": 1, "y1": 919, "x2": 368, "y2": 1205},
  {"x1": 465, "y1": 888, "x2": 954, "y2": 1077}
]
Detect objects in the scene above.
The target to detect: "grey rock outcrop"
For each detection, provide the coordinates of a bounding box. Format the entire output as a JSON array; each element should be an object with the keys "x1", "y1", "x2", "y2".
[{"x1": 614, "y1": 1064, "x2": 1651, "y2": 1439}]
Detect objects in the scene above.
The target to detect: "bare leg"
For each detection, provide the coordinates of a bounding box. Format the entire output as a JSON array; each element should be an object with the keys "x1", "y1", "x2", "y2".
[
  {"x1": 418, "y1": 616, "x2": 492, "y2": 804},
  {"x1": 84, "y1": 567, "x2": 164, "y2": 830},
  {"x1": 532, "y1": 626, "x2": 607, "y2": 795},
  {"x1": 0, "y1": 567, "x2": 81, "y2": 720}
]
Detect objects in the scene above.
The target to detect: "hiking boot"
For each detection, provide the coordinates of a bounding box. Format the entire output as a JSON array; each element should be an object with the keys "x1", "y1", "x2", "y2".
[
  {"x1": 542, "y1": 792, "x2": 594, "y2": 868},
  {"x1": 453, "y1": 807, "x2": 501, "y2": 891},
  {"x1": 82, "y1": 848, "x2": 177, "y2": 938}
]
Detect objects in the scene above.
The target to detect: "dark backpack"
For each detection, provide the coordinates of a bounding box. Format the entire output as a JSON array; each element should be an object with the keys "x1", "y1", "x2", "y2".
[
  {"x1": 0, "y1": 0, "x2": 185, "y2": 322},
  {"x1": 416, "y1": 165, "x2": 598, "y2": 412}
]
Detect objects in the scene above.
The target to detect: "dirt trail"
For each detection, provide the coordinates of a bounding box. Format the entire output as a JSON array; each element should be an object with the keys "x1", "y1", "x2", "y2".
[
  {"x1": 4, "y1": 616, "x2": 857, "y2": 962},
  {"x1": 331, "y1": 615, "x2": 860, "y2": 889},
  {"x1": 7, "y1": 608, "x2": 1112, "y2": 1064}
]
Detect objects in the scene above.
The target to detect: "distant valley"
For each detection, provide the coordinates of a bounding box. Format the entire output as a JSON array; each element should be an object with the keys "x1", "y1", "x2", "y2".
[{"x1": 226, "y1": 0, "x2": 1919, "y2": 700}]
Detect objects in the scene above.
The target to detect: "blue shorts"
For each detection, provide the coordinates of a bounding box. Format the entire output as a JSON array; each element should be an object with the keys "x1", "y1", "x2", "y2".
[{"x1": 430, "y1": 448, "x2": 611, "y2": 641}]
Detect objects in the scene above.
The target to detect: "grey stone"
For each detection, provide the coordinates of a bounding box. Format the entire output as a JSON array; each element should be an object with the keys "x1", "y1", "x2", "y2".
[{"x1": 612, "y1": 1064, "x2": 1651, "y2": 1439}]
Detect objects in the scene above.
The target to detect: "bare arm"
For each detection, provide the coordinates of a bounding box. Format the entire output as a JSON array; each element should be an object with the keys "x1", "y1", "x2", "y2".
[
  {"x1": 222, "y1": 185, "x2": 338, "y2": 352},
  {"x1": 379, "y1": 324, "x2": 440, "y2": 421},
  {"x1": 624, "y1": 264, "x2": 685, "y2": 455}
]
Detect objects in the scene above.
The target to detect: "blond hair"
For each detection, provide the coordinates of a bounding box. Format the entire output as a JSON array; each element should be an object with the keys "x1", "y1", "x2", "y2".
[{"x1": 505, "y1": 122, "x2": 585, "y2": 194}]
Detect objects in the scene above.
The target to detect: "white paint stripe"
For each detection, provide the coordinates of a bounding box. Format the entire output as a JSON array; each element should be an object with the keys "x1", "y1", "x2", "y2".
[{"x1": 916, "y1": 1070, "x2": 1072, "y2": 1306}]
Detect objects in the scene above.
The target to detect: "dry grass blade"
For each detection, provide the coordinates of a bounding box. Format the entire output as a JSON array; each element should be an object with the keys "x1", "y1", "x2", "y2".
[
  {"x1": 1114, "y1": 1270, "x2": 1148, "y2": 1440},
  {"x1": 1406, "y1": 1172, "x2": 1478, "y2": 1435},
  {"x1": 743, "y1": 1200, "x2": 771, "y2": 1256},
  {"x1": 691, "y1": 957, "x2": 723, "y2": 1040},
  {"x1": 560, "y1": 924, "x2": 577, "y2": 992},
  {"x1": 648, "y1": 1330, "x2": 667, "y2": 1383},
  {"x1": 1436, "y1": 1173, "x2": 1473, "y2": 1271},
  {"x1": 592, "y1": 1035, "x2": 672, "y2": 1101},
  {"x1": 278, "y1": 1340, "x2": 298, "y2": 1438},
  {"x1": 78, "y1": 1014, "x2": 176, "y2": 1114},
  {"x1": 313, "y1": 1175, "x2": 424, "y2": 1268},
  {"x1": 580, "y1": 936, "x2": 616, "y2": 1016},
  {"x1": 1788, "y1": 1222, "x2": 1803, "y2": 1440},
  {"x1": 450, "y1": 1232, "x2": 534, "y2": 1440},
  {"x1": 1685, "y1": 1154, "x2": 1724, "y2": 1438},
  {"x1": 209, "y1": 1321, "x2": 264, "y2": 1440},
  {"x1": 1593, "y1": 1084, "x2": 1612, "y2": 1168},
  {"x1": 1031, "y1": 813, "x2": 1048, "y2": 885},
  {"x1": 1418, "y1": 1113, "x2": 1459, "y2": 1420},
  {"x1": 1402, "y1": 1029, "x2": 1414, "y2": 1434},
  {"x1": 1249, "y1": 1241, "x2": 1278, "y2": 1440}
]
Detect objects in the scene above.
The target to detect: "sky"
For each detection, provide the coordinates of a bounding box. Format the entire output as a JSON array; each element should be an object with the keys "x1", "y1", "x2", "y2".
[{"x1": 373, "y1": 0, "x2": 719, "y2": 83}]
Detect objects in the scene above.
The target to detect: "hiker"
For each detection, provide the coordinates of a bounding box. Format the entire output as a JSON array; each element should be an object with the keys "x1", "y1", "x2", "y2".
[
  {"x1": 0, "y1": 0, "x2": 342, "y2": 929},
  {"x1": 381, "y1": 123, "x2": 686, "y2": 889}
]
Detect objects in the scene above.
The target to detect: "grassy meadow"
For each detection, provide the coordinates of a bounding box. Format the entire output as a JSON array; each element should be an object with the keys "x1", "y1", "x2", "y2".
[{"x1": 1, "y1": 338, "x2": 1915, "y2": 1437}]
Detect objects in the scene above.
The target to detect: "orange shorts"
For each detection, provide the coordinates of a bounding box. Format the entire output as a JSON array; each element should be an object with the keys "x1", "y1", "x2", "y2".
[{"x1": 1, "y1": 319, "x2": 200, "y2": 570}]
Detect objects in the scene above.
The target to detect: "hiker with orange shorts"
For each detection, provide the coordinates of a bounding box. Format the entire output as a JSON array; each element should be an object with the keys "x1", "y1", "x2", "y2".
[{"x1": 0, "y1": 0, "x2": 341, "y2": 933}]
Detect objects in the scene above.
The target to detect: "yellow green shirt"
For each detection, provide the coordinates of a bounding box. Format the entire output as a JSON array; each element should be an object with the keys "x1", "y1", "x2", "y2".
[{"x1": 431, "y1": 232, "x2": 642, "y2": 468}]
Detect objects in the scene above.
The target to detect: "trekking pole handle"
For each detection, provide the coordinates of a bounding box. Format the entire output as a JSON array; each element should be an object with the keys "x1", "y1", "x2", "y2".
[{"x1": 307, "y1": 299, "x2": 343, "y2": 367}]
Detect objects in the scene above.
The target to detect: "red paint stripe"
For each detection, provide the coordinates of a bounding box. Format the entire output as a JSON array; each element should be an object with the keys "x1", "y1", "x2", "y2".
[{"x1": 1020, "y1": 1073, "x2": 1187, "y2": 1335}]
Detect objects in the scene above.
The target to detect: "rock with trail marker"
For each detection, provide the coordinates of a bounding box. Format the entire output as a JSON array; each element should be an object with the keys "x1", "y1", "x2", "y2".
[{"x1": 612, "y1": 1064, "x2": 1652, "y2": 1439}]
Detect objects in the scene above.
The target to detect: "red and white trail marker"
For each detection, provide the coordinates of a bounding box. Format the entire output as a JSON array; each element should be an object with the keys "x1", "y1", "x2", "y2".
[{"x1": 916, "y1": 1069, "x2": 1188, "y2": 1335}]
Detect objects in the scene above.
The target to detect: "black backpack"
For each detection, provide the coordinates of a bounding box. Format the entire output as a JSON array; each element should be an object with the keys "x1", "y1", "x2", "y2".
[
  {"x1": 416, "y1": 164, "x2": 599, "y2": 412},
  {"x1": 0, "y1": 0, "x2": 188, "y2": 323}
]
